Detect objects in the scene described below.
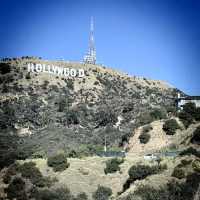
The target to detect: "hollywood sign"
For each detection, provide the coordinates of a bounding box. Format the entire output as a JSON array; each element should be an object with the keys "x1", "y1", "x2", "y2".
[{"x1": 27, "y1": 63, "x2": 85, "y2": 77}]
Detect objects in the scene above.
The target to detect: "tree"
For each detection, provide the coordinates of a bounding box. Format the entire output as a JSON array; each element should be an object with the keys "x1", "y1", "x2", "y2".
[
  {"x1": 92, "y1": 185, "x2": 112, "y2": 200},
  {"x1": 47, "y1": 154, "x2": 70, "y2": 172},
  {"x1": 163, "y1": 119, "x2": 180, "y2": 135}
]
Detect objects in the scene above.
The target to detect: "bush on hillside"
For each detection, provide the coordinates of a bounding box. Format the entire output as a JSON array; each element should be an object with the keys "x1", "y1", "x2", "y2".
[
  {"x1": 104, "y1": 158, "x2": 124, "y2": 174},
  {"x1": 95, "y1": 110, "x2": 118, "y2": 127},
  {"x1": 150, "y1": 108, "x2": 167, "y2": 120},
  {"x1": 191, "y1": 126, "x2": 200, "y2": 145},
  {"x1": 66, "y1": 110, "x2": 79, "y2": 125},
  {"x1": 3, "y1": 162, "x2": 52, "y2": 187},
  {"x1": 166, "y1": 105, "x2": 177, "y2": 114},
  {"x1": 192, "y1": 159, "x2": 200, "y2": 173},
  {"x1": 47, "y1": 154, "x2": 70, "y2": 172},
  {"x1": 163, "y1": 119, "x2": 180, "y2": 135},
  {"x1": 178, "y1": 102, "x2": 200, "y2": 128},
  {"x1": 125, "y1": 173, "x2": 200, "y2": 200},
  {"x1": 138, "y1": 112, "x2": 154, "y2": 126},
  {"x1": 183, "y1": 172, "x2": 200, "y2": 200},
  {"x1": 123, "y1": 164, "x2": 167, "y2": 192},
  {"x1": 66, "y1": 79, "x2": 74, "y2": 90},
  {"x1": 6, "y1": 177, "x2": 27, "y2": 200},
  {"x1": 172, "y1": 167, "x2": 185, "y2": 179},
  {"x1": 128, "y1": 164, "x2": 160, "y2": 182},
  {"x1": 75, "y1": 193, "x2": 88, "y2": 200},
  {"x1": 130, "y1": 180, "x2": 184, "y2": 200},
  {"x1": 58, "y1": 99, "x2": 67, "y2": 112},
  {"x1": 132, "y1": 184, "x2": 167, "y2": 200},
  {"x1": 194, "y1": 107, "x2": 200, "y2": 121},
  {"x1": 18, "y1": 162, "x2": 52, "y2": 187},
  {"x1": 142, "y1": 125, "x2": 153, "y2": 133},
  {"x1": 180, "y1": 159, "x2": 193, "y2": 166},
  {"x1": 31, "y1": 187, "x2": 73, "y2": 200},
  {"x1": 182, "y1": 102, "x2": 196, "y2": 117},
  {"x1": 139, "y1": 132, "x2": 151, "y2": 144},
  {"x1": 178, "y1": 111, "x2": 193, "y2": 128},
  {"x1": 92, "y1": 185, "x2": 112, "y2": 200},
  {"x1": 139, "y1": 125, "x2": 152, "y2": 144},
  {"x1": 3, "y1": 163, "x2": 20, "y2": 184},
  {"x1": 0, "y1": 63, "x2": 11, "y2": 74},
  {"x1": 179, "y1": 147, "x2": 200, "y2": 158}
]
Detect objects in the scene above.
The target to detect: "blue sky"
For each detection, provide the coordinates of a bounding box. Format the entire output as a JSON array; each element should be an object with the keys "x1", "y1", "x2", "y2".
[{"x1": 0, "y1": 0, "x2": 200, "y2": 95}]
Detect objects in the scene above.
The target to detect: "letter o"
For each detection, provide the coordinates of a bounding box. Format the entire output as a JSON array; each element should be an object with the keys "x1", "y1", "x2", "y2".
[
  {"x1": 35, "y1": 64, "x2": 43, "y2": 73},
  {"x1": 70, "y1": 69, "x2": 76, "y2": 77}
]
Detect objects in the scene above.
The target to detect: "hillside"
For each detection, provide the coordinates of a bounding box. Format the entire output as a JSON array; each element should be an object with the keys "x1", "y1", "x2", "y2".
[
  {"x1": 2, "y1": 57, "x2": 200, "y2": 200},
  {"x1": 0, "y1": 121, "x2": 199, "y2": 200},
  {"x1": 0, "y1": 57, "x2": 179, "y2": 160}
]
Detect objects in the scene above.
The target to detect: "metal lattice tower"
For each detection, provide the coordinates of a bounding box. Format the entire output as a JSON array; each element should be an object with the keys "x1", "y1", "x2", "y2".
[{"x1": 84, "y1": 17, "x2": 96, "y2": 64}]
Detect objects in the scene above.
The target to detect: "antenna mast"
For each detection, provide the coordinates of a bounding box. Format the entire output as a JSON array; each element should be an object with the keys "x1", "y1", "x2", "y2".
[{"x1": 84, "y1": 17, "x2": 96, "y2": 64}]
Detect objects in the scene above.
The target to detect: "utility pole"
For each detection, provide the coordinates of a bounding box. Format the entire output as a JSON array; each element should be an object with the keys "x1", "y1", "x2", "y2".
[{"x1": 104, "y1": 135, "x2": 107, "y2": 152}]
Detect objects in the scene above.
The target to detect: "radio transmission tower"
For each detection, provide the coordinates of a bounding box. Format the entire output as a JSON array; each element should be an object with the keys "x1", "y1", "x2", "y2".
[{"x1": 83, "y1": 17, "x2": 96, "y2": 64}]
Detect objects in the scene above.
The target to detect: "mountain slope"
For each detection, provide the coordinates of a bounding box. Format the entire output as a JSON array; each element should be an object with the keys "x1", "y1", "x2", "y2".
[{"x1": 0, "y1": 57, "x2": 179, "y2": 159}]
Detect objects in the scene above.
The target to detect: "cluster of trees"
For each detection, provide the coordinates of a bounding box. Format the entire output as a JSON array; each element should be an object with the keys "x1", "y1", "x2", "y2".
[
  {"x1": 123, "y1": 163, "x2": 167, "y2": 193},
  {"x1": 179, "y1": 102, "x2": 200, "y2": 128}
]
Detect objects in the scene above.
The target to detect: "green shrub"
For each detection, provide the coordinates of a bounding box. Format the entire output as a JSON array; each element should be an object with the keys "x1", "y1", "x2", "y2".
[
  {"x1": 128, "y1": 164, "x2": 160, "y2": 182},
  {"x1": 66, "y1": 79, "x2": 74, "y2": 90},
  {"x1": 166, "y1": 105, "x2": 177, "y2": 114},
  {"x1": 180, "y1": 159, "x2": 192, "y2": 166},
  {"x1": 133, "y1": 184, "x2": 167, "y2": 200},
  {"x1": 66, "y1": 110, "x2": 79, "y2": 125},
  {"x1": 142, "y1": 125, "x2": 153, "y2": 133},
  {"x1": 138, "y1": 112, "x2": 154, "y2": 126},
  {"x1": 3, "y1": 162, "x2": 53, "y2": 187},
  {"x1": 194, "y1": 107, "x2": 200, "y2": 121},
  {"x1": 18, "y1": 162, "x2": 52, "y2": 187},
  {"x1": 0, "y1": 63, "x2": 11, "y2": 74},
  {"x1": 3, "y1": 163, "x2": 19, "y2": 184},
  {"x1": 179, "y1": 147, "x2": 200, "y2": 158},
  {"x1": 47, "y1": 154, "x2": 70, "y2": 172},
  {"x1": 92, "y1": 185, "x2": 112, "y2": 200},
  {"x1": 31, "y1": 150, "x2": 47, "y2": 159},
  {"x1": 58, "y1": 99, "x2": 67, "y2": 112},
  {"x1": 183, "y1": 172, "x2": 200, "y2": 200},
  {"x1": 182, "y1": 102, "x2": 196, "y2": 117},
  {"x1": 104, "y1": 158, "x2": 124, "y2": 174},
  {"x1": 163, "y1": 119, "x2": 180, "y2": 135},
  {"x1": 25, "y1": 72, "x2": 31, "y2": 79},
  {"x1": 124, "y1": 173, "x2": 200, "y2": 200},
  {"x1": 192, "y1": 159, "x2": 200, "y2": 173},
  {"x1": 68, "y1": 150, "x2": 79, "y2": 158},
  {"x1": 172, "y1": 167, "x2": 185, "y2": 179},
  {"x1": 6, "y1": 177, "x2": 27, "y2": 200},
  {"x1": 94, "y1": 81, "x2": 99, "y2": 85},
  {"x1": 178, "y1": 111, "x2": 193, "y2": 128},
  {"x1": 32, "y1": 187, "x2": 73, "y2": 200},
  {"x1": 133, "y1": 180, "x2": 184, "y2": 200},
  {"x1": 95, "y1": 110, "x2": 118, "y2": 127},
  {"x1": 150, "y1": 108, "x2": 167, "y2": 120},
  {"x1": 123, "y1": 164, "x2": 166, "y2": 192},
  {"x1": 191, "y1": 126, "x2": 200, "y2": 145},
  {"x1": 139, "y1": 132, "x2": 151, "y2": 144},
  {"x1": 178, "y1": 103, "x2": 200, "y2": 128},
  {"x1": 75, "y1": 192, "x2": 88, "y2": 200}
]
